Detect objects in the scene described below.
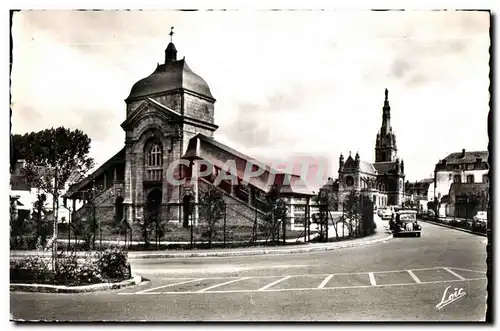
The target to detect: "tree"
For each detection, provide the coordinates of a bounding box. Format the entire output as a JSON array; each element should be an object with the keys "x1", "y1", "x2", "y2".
[
  {"x1": 262, "y1": 184, "x2": 287, "y2": 244},
  {"x1": 313, "y1": 191, "x2": 337, "y2": 241},
  {"x1": 10, "y1": 196, "x2": 23, "y2": 247},
  {"x1": 140, "y1": 206, "x2": 165, "y2": 249},
  {"x1": 343, "y1": 190, "x2": 362, "y2": 237},
  {"x1": 10, "y1": 133, "x2": 29, "y2": 174},
  {"x1": 199, "y1": 186, "x2": 226, "y2": 248},
  {"x1": 31, "y1": 192, "x2": 50, "y2": 248},
  {"x1": 70, "y1": 216, "x2": 94, "y2": 251},
  {"x1": 138, "y1": 207, "x2": 155, "y2": 248},
  {"x1": 16, "y1": 127, "x2": 94, "y2": 257},
  {"x1": 109, "y1": 213, "x2": 131, "y2": 245}
]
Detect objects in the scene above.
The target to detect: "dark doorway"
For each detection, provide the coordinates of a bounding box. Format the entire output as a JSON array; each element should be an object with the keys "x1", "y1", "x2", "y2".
[
  {"x1": 146, "y1": 188, "x2": 162, "y2": 223},
  {"x1": 182, "y1": 194, "x2": 193, "y2": 228},
  {"x1": 115, "y1": 196, "x2": 124, "y2": 222}
]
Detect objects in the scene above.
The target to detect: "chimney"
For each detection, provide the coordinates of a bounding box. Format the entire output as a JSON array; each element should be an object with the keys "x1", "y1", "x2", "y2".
[{"x1": 461, "y1": 148, "x2": 466, "y2": 157}]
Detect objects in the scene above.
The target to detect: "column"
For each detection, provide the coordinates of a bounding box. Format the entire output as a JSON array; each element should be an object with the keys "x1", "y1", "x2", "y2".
[
  {"x1": 248, "y1": 186, "x2": 254, "y2": 206},
  {"x1": 192, "y1": 160, "x2": 199, "y2": 226},
  {"x1": 124, "y1": 143, "x2": 133, "y2": 224},
  {"x1": 162, "y1": 138, "x2": 170, "y2": 222},
  {"x1": 289, "y1": 197, "x2": 295, "y2": 230}
]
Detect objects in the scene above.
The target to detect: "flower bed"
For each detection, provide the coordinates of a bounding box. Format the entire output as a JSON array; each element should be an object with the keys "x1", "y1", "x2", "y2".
[{"x1": 10, "y1": 248, "x2": 131, "y2": 286}]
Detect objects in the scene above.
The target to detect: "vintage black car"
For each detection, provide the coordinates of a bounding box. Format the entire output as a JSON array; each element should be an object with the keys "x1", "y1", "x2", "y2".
[{"x1": 389, "y1": 210, "x2": 422, "y2": 237}]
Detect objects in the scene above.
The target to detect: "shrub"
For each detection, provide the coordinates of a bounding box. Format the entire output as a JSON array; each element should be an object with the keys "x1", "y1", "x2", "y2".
[
  {"x1": 75, "y1": 256, "x2": 103, "y2": 285},
  {"x1": 97, "y1": 248, "x2": 129, "y2": 280},
  {"x1": 10, "y1": 255, "x2": 52, "y2": 284},
  {"x1": 53, "y1": 252, "x2": 103, "y2": 286}
]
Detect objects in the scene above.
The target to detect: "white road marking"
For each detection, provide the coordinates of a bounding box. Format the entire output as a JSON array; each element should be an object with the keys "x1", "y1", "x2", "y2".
[
  {"x1": 196, "y1": 277, "x2": 250, "y2": 293},
  {"x1": 139, "y1": 266, "x2": 445, "y2": 280},
  {"x1": 317, "y1": 275, "x2": 334, "y2": 289},
  {"x1": 368, "y1": 272, "x2": 377, "y2": 286},
  {"x1": 130, "y1": 277, "x2": 486, "y2": 295},
  {"x1": 449, "y1": 267, "x2": 487, "y2": 274},
  {"x1": 121, "y1": 266, "x2": 487, "y2": 295},
  {"x1": 135, "y1": 278, "x2": 204, "y2": 294},
  {"x1": 442, "y1": 267, "x2": 466, "y2": 280},
  {"x1": 407, "y1": 270, "x2": 421, "y2": 284},
  {"x1": 258, "y1": 276, "x2": 292, "y2": 291}
]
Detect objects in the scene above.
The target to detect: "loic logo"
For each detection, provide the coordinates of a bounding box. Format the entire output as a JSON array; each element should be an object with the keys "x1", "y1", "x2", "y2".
[{"x1": 436, "y1": 286, "x2": 466, "y2": 310}]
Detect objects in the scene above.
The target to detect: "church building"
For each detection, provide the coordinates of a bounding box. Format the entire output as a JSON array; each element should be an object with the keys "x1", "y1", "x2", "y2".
[
  {"x1": 63, "y1": 32, "x2": 313, "y2": 230},
  {"x1": 337, "y1": 89, "x2": 406, "y2": 209}
]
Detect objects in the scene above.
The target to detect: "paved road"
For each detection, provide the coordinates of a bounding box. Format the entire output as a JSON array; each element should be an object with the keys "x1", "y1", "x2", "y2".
[{"x1": 10, "y1": 219, "x2": 487, "y2": 321}]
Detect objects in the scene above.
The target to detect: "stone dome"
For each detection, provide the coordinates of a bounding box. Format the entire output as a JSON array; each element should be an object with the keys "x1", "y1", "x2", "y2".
[{"x1": 126, "y1": 43, "x2": 214, "y2": 102}]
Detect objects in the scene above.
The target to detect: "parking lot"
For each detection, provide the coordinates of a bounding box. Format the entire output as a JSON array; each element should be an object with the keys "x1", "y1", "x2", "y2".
[{"x1": 118, "y1": 266, "x2": 486, "y2": 295}]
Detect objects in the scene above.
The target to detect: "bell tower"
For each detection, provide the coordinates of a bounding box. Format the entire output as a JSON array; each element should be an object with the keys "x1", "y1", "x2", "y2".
[{"x1": 375, "y1": 88, "x2": 398, "y2": 162}]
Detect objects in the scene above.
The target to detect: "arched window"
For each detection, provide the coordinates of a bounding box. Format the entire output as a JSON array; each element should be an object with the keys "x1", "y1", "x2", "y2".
[{"x1": 146, "y1": 143, "x2": 163, "y2": 181}]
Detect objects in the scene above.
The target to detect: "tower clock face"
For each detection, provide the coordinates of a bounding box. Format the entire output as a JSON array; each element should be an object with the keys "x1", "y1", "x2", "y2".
[{"x1": 345, "y1": 176, "x2": 354, "y2": 187}]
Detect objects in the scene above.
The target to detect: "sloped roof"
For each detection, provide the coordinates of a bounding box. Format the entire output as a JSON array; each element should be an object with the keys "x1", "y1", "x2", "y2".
[
  {"x1": 418, "y1": 178, "x2": 434, "y2": 184},
  {"x1": 443, "y1": 150, "x2": 488, "y2": 164},
  {"x1": 280, "y1": 176, "x2": 315, "y2": 196},
  {"x1": 64, "y1": 148, "x2": 125, "y2": 198},
  {"x1": 359, "y1": 161, "x2": 377, "y2": 175},
  {"x1": 406, "y1": 179, "x2": 433, "y2": 194},
  {"x1": 183, "y1": 133, "x2": 314, "y2": 196}
]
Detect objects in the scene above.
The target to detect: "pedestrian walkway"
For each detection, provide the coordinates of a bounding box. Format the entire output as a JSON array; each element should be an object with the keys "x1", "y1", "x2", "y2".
[{"x1": 117, "y1": 266, "x2": 486, "y2": 295}]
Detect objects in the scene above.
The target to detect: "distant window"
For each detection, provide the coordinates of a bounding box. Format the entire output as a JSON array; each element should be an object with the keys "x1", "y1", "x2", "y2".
[
  {"x1": 466, "y1": 175, "x2": 474, "y2": 184},
  {"x1": 454, "y1": 175, "x2": 461, "y2": 183},
  {"x1": 467, "y1": 164, "x2": 474, "y2": 170},
  {"x1": 483, "y1": 174, "x2": 489, "y2": 183},
  {"x1": 449, "y1": 174, "x2": 453, "y2": 180}
]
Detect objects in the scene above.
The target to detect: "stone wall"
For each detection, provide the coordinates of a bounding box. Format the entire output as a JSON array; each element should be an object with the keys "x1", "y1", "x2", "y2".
[{"x1": 183, "y1": 92, "x2": 214, "y2": 124}]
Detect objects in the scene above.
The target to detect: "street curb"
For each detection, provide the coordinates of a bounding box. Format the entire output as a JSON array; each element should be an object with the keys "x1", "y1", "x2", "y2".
[
  {"x1": 10, "y1": 275, "x2": 142, "y2": 293},
  {"x1": 419, "y1": 219, "x2": 487, "y2": 237},
  {"x1": 127, "y1": 233, "x2": 394, "y2": 259}
]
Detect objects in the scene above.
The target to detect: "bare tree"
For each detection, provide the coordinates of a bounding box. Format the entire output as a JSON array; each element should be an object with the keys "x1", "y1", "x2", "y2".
[
  {"x1": 199, "y1": 186, "x2": 226, "y2": 248},
  {"x1": 262, "y1": 184, "x2": 287, "y2": 244}
]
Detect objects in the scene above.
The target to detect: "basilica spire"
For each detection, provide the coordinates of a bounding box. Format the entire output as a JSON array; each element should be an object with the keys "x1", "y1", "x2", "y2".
[
  {"x1": 375, "y1": 88, "x2": 398, "y2": 163},
  {"x1": 381, "y1": 88, "x2": 391, "y2": 135}
]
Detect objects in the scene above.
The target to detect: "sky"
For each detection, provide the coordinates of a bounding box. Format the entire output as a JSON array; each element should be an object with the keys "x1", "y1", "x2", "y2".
[{"x1": 10, "y1": 10, "x2": 490, "y2": 190}]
